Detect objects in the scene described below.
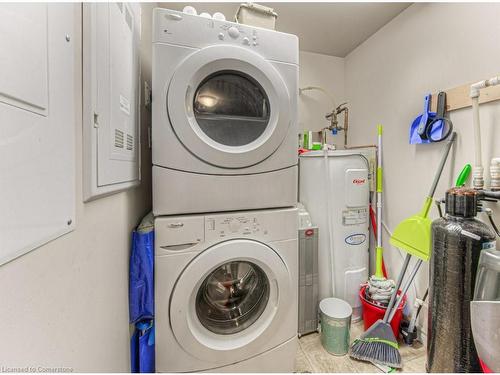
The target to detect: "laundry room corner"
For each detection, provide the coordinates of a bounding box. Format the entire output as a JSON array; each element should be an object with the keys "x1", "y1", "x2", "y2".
[
  {"x1": 2, "y1": 1, "x2": 500, "y2": 373},
  {"x1": 299, "y1": 51, "x2": 346, "y2": 146},
  {"x1": 345, "y1": 2, "x2": 500, "y2": 338}
]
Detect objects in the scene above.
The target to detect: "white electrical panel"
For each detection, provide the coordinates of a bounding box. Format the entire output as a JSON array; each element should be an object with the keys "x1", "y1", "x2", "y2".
[
  {"x1": 83, "y1": 3, "x2": 141, "y2": 201},
  {"x1": 0, "y1": 4, "x2": 76, "y2": 265}
]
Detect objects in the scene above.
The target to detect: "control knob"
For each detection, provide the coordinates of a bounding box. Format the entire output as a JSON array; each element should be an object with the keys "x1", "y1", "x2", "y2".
[{"x1": 228, "y1": 26, "x2": 240, "y2": 38}]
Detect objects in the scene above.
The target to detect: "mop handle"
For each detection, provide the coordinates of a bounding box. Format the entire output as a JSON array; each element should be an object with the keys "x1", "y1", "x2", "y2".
[
  {"x1": 383, "y1": 254, "x2": 411, "y2": 323},
  {"x1": 376, "y1": 125, "x2": 383, "y2": 277},
  {"x1": 428, "y1": 132, "x2": 457, "y2": 199},
  {"x1": 387, "y1": 259, "x2": 423, "y2": 323}
]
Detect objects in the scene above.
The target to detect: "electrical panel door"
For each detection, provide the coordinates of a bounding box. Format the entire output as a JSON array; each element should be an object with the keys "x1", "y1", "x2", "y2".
[{"x1": 83, "y1": 3, "x2": 141, "y2": 201}]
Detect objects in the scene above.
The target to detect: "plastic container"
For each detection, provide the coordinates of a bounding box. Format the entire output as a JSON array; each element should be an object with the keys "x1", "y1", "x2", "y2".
[
  {"x1": 472, "y1": 247, "x2": 500, "y2": 372},
  {"x1": 359, "y1": 285, "x2": 406, "y2": 338},
  {"x1": 235, "y1": 3, "x2": 277, "y2": 30},
  {"x1": 319, "y1": 298, "x2": 352, "y2": 355}
]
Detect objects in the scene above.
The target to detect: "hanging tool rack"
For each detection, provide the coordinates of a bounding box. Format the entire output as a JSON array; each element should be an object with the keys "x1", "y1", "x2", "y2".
[{"x1": 430, "y1": 80, "x2": 500, "y2": 113}]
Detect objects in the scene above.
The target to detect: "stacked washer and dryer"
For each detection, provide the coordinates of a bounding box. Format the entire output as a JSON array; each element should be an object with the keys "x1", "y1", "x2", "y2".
[{"x1": 151, "y1": 8, "x2": 299, "y2": 372}]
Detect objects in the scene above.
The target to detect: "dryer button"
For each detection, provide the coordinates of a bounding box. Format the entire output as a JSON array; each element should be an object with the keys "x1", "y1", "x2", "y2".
[
  {"x1": 242, "y1": 37, "x2": 250, "y2": 45},
  {"x1": 218, "y1": 32, "x2": 224, "y2": 40},
  {"x1": 228, "y1": 26, "x2": 240, "y2": 38}
]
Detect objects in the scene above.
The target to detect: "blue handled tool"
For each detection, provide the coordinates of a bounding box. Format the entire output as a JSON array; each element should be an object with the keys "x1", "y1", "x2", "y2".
[{"x1": 409, "y1": 94, "x2": 444, "y2": 144}]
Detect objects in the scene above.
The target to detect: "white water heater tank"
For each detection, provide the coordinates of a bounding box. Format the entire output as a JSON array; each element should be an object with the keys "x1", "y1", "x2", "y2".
[{"x1": 299, "y1": 150, "x2": 370, "y2": 321}]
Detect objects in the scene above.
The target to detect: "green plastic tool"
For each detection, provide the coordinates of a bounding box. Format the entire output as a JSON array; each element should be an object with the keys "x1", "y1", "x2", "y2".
[
  {"x1": 455, "y1": 164, "x2": 472, "y2": 187},
  {"x1": 390, "y1": 132, "x2": 457, "y2": 261}
]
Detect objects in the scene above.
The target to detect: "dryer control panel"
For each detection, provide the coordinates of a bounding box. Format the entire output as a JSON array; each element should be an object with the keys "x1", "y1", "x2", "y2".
[{"x1": 152, "y1": 8, "x2": 298, "y2": 65}]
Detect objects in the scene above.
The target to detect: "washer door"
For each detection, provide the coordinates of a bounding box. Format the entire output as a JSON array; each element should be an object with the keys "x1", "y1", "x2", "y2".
[
  {"x1": 167, "y1": 45, "x2": 291, "y2": 169},
  {"x1": 169, "y1": 239, "x2": 291, "y2": 365}
]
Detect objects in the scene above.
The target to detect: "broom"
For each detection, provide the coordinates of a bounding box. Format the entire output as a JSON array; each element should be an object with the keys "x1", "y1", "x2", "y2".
[{"x1": 350, "y1": 132, "x2": 457, "y2": 368}]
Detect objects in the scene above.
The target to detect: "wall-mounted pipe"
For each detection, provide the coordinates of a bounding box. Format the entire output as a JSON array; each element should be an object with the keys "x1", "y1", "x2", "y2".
[
  {"x1": 469, "y1": 75, "x2": 500, "y2": 189},
  {"x1": 490, "y1": 157, "x2": 500, "y2": 190}
]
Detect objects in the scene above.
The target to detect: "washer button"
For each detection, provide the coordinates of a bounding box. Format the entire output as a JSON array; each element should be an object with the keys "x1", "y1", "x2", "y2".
[
  {"x1": 242, "y1": 37, "x2": 250, "y2": 45},
  {"x1": 229, "y1": 219, "x2": 241, "y2": 232},
  {"x1": 218, "y1": 32, "x2": 224, "y2": 40},
  {"x1": 228, "y1": 26, "x2": 240, "y2": 38}
]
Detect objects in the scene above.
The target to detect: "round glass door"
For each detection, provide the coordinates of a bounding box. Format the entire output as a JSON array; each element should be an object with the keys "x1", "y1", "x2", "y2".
[
  {"x1": 195, "y1": 261, "x2": 270, "y2": 335},
  {"x1": 167, "y1": 45, "x2": 291, "y2": 169},
  {"x1": 169, "y1": 239, "x2": 292, "y2": 363},
  {"x1": 193, "y1": 71, "x2": 270, "y2": 147}
]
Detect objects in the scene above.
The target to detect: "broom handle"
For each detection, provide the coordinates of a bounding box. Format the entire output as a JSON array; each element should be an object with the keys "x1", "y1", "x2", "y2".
[
  {"x1": 428, "y1": 132, "x2": 456, "y2": 199},
  {"x1": 387, "y1": 259, "x2": 423, "y2": 323},
  {"x1": 383, "y1": 254, "x2": 411, "y2": 322}
]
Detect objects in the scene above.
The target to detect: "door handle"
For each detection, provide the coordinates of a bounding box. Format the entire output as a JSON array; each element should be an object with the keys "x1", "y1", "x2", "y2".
[
  {"x1": 160, "y1": 242, "x2": 199, "y2": 251},
  {"x1": 167, "y1": 222, "x2": 184, "y2": 228}
]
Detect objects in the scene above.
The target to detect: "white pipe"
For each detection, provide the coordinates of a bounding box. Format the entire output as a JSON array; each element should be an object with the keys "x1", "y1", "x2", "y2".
[
  {"x1": 471, "y1": 96, "x2": 484, "y2": 189},
  {"x1": 323, "y1": 146, "x2": 336, "y2": 296},
  {"x1": 491, "y1": 157, "x2": 500, "y2": 190},
  {"x1": 470, "y1": 75, "x2": 500, "y2": 189}
]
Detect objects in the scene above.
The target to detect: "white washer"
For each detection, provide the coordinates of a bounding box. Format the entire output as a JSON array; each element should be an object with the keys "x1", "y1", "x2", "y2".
[
  {"x1": 155, "y1": 208, "x2": 298, "y2": 372},
  {"x1": 152, "y1": 8, "x2": 299, "y2": 216}
]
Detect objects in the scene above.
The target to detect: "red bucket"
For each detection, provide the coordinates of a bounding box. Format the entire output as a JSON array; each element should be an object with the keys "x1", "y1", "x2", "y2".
[
  {"x1": 359, "y1": 285, "x2": 406, "y2": 338},
  {"x1": 480, "y1": 359, "x2": 493, "y2": 373}
]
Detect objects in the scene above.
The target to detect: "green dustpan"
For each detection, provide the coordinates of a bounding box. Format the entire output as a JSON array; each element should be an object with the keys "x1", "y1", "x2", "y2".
[{"x1": 390, "y1": 132, "x2": 456, "y2": 261}]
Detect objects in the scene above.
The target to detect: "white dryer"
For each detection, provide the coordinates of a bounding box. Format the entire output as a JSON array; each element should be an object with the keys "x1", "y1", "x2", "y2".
[
  {"x1": 152, "y1": 8, "x2": 299, "y2": 215},
  {"x1": 155, "y1": 208, "x2": 298, "y2": 372}
]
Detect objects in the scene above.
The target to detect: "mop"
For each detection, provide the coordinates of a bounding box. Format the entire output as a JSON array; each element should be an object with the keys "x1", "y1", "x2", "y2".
[{"x1": 365, "y1": 125, "x2": 395, "y2": 306}]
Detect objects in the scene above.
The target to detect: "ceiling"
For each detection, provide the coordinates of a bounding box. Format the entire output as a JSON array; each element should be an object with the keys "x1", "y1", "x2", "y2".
[{"x1": 159, "y1": 2, "x2": 411, "y2": 57}]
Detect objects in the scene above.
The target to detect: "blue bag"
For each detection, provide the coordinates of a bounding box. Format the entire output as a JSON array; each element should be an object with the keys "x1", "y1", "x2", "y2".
[
  {"x1": 129, "y1": 227, "x2": 154, "y2": 323},
  {"x1": 131, "y1": 320, "x2": 155, "y2": 373},
  {"x1": 129, "y1": 213, "x2": 155, "y2": 372}
]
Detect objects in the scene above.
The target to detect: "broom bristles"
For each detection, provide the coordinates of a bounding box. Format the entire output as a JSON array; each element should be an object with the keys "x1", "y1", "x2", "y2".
[{"x1": 350, "y1": 339, "x2": 402, "y2": 368}]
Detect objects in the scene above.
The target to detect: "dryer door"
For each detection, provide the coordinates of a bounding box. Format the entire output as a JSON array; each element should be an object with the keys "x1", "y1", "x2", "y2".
[
  {"x1": 167, "y1": 45, "x2": 291, "y2": 169},
  {"x1": 169, "y1": 239, "x2": 292, "y2": 366}
]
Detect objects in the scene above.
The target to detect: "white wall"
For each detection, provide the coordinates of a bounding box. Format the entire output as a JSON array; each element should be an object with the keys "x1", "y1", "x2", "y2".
[
  {"x1": 345, "y1": 3, "x2": 500, "y2": 330},
  {"x1": 299, "y1": 51, "x2": 346, "y2": 146},
  {"x1": 0, "y1": 4, "x2": 154, "y2": 371}
]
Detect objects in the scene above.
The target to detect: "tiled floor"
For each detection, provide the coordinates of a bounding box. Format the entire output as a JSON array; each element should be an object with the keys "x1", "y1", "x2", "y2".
[{"x1": 295, "y1": 321, "x2": 426, "y2": 373}]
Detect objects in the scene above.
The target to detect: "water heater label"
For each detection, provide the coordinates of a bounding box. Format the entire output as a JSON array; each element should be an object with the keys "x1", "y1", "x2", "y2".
[
  {"x1": 342, "y1": 208, "x2": 368, "y2": 225},
  {"x1": 345, "y1": 233, "x2": 366, "y2": 245}
]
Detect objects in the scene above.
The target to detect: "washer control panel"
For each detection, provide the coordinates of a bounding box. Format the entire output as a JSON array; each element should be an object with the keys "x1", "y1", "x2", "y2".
[{"x1": 206, "y1": 214, "x2": 267, "y2": 239}]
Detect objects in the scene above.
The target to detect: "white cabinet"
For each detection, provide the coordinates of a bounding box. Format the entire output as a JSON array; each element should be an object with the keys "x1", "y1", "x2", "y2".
[
  {"x1": 0, "y1": 4, "x2": 76, "y2": 265},
  {"x1": 83, "y1": 3, "x2": 141, "y2": 201}
]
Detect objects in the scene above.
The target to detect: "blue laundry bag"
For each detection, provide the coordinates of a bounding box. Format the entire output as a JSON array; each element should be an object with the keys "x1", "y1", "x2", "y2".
[
  {"x1": 129, "y1": 218, "x2": 154, "y2": 323},
  {"x1": 129, "y1": 213, "x2": 155, "y2": 372},
  {"x1": 131, "y1": 320, "x2": 155, "y2": 373}
]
